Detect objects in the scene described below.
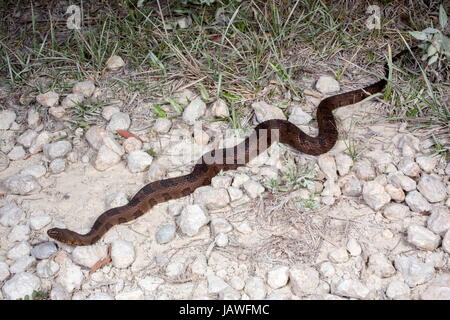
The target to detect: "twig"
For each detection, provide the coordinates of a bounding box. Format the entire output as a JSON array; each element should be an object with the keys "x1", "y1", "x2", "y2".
[{"x1": 89, "y1": 244, "x2": 112, "y2": 274}]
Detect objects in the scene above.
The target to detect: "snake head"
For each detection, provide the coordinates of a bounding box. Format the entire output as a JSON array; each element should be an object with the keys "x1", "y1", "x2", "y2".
[
  {"x1": 47, "y1": 227, "x2": 92, "y2": 246},
  {"x1": 47, "y1": 228, "x2": 64, "y2": 242}
]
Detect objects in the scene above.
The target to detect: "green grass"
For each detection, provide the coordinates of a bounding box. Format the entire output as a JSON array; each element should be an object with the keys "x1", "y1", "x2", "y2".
[
  {"x1": 295, "y1": 197, "x2": 320, "y2": 211},
  {"x1": 67, "y1": 99, "x2": 109, "y2": 130},
  {"x1": 344, "y1": 137, "x2": 361, "y2": 162},
  {"x1": 382, "y1": 36, "x2": 450, "y2": 152},
  {"x1": 264, "y1": 155, "x2": 317, "y2": 194},
  {"x1": 0, "y1": 0, "x2": 448, "y2": 152},
  {"x1": 145, "y1": 148, "x2": 158, "y2": 157}
]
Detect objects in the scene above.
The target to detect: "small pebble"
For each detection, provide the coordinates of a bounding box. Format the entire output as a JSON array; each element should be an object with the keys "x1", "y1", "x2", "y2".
[
  {"x1": 8, "y1": 224, "x2": 30, "y2": 242},
  {"x1": 49, "y1": 158, "x2": 66, "y2": 174},
  {"x1": 31, "y1": 242, "x2": 58, "y2": 259},
  {"x1": 244, "y1": 276, "x2": 266, "y2": 299},
  {"x1": 215, "y1": 233, "x2": 229, "y2": 247},
  {"x1": 386, "y1": 280, "x2": 411, "y2": 300},
  {"x1": 36, "y1": 91, "x2": 59, "y2": 107},
  {"x1": 0, "y1": 110, "x2": 17, "y2": 130},
  {"x1": 72, "y1": 80, "x2": 95, "y2": 97},
  {"x1": 328, "y1": 247, "x2": 349, "y2": 264},
  {"x1": 127, "y1": 150, "x2": 153, "y2": 173},
  {"x1": 407, "y1": 225, "x2": 440, "y2": 251},
  {"x1": 155, "y1": 224, "x2": 176, "y2": 244},
  {"x1": 107, "y1": 112, "x2": 130, "y2": 132},
  {"x1": 177, "y1": 204, "x2": 210, "y2": 236},
  {"x1": 8, "y1": 146, "x2": 26, "y2": 161},
  {"x1": 316, "y1": 76, "x2": 340, "y2": 94},
  {"x1": 111, "y1": 240, "x2": 135, "y2": 269},
  {"x1": 106, "y1": 55, "x2": 125, "y2": 71},
  {"x1": 267, "y1": 265, "x2": 289, "y2": 289},
  {"x1": 346, "y1": 238, "x2": 362, "y2": 256}
]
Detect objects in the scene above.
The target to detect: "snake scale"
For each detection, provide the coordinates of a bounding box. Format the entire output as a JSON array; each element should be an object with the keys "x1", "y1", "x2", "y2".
[{"x1": 47, "y1": 47, "x2": 414, "y2": 246}]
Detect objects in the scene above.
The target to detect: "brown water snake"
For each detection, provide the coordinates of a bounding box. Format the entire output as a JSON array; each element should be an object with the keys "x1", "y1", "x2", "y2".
[{"x1": 47, "y1": 47, "x2": 416, "y2": 246}]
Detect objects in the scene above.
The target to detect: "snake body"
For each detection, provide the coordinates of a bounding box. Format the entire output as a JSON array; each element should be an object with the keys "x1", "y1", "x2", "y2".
[{"x1": 47, "y1": 48, "x2": 413, "y2": 246}]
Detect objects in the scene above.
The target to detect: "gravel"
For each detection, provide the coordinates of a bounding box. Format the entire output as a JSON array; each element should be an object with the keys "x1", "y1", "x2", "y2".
[{"x1": 0, "y1": 81, "x2": 447, "y2": 302}]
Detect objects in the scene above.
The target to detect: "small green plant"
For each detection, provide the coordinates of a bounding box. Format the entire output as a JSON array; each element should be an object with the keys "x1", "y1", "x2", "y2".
[
  {"x1": 227, "y1": 104, "x2": 243, "y2": 131},
  {"x1": 264, "y1": 156, "x2": 317, "y2": 194},
  {"x1": 198, "y1": 84, "x2": 210, "y2": 101},
  {"x1": 181, "y1": 0, "x2": 217, "y2": 5},
  {"x1": 295, "y1": 197, "x2": 320, "y2": 211},
  {"x1": 264, "y1": 178, "x2": 288, "y2": 193},
  {"x1": 409, "y1": 5, "x2": 450, "y2": 66},
  {"x1": 151, "y1": 104, "x2": 168, "y2": 118},
  {"x1": 146, "y1": 148, "x2": 157, "y2": 157},
  {"x1": 167, "y1": 98, "x2": 184, "y2": 114},
  {"x1": 68, "y1": 100, "x2": 107, "y2": 130},
  {"x1": 431, "y1": 134, "x2": 450, "y2": 160},
  {"x1": 344, "y1": 138, "x2": 360, "y2": 162},
  {"x1": 21, "y1": 290, "x2": 49, "y2": 300},
  {"x1": 283, "y1": 158, "x2": 316, "y2": 191}
]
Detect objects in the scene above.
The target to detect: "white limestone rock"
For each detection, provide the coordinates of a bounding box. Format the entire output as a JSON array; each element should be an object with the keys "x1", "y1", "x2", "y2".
[
  {"x1": 368, "y1": 253, "x2": 396, "y2": 278},
  {"x1": 106, "y1": 55, "x2": 125, "y2": 71},
  {"x1": 193, "y1": 186, "x2": 230, "y2": 210},
  {"x1": 0, "y1": 110, "x2": 17, "y2": 130},
  {"x1": 334, "y1": 279, "x2": 369, "y2": 299},
  {"x1": 1, "y1": 272, "x2": 40, "y2": 300},
  {"x1": 406, "y1": 225, "x2": 440, "y2": 251},
  {"x1": 127, "y1": 150, "x2": 153, "y2": 173},
  {"x1": 0, "y1": 203, "x2": 25, "y2": 227},
  {"x1": 177, "y1": 204, "x2": 210, "y2": 237},
  {"x1": 386, "y1": 280, "x2": 411, "y2": 300},
  {"x1": 316, "y1": 76, "x2": 340, "y2": 94},
  {"x1": 252, "y1": 101, "x2": 286, "y2": 122},
  {"x1": 289, "y1": 265, "x2": 320, "y2": 296},
  {"x1": 43, "y1": 141, "x2": 72, "y2": 160},
  {"x1": 111, "y1": 240, "x2": 135, "y2": 269},
  {"x1": 72, "y1": 80, "x2": 95, "y2": 97},
  {"x1": 394, "y1": 256, "x2": 434, "y2": 287},
  {"x1": 107, "y1": 112, "x2": 131, "y2": 132},
  {"x1": 244, "y1": 276, "x2": 266, "y2": 299},
  {"x1": 267, "y1": 265, "x2": 289, "y2": 289},
  {"x1": 72, "y1": 245, "x2": 108, "y2": 268},
  {"x1": 36, "y1": 91, "x2": 59, "y2": 107},
  {"x1": 427, "y1": 206, "x2": 450, "y2": 236},
  {"x1": 182, "y1": 97, "x2": 206, "y2": 125},
  {"x1": 362, "y1": 181, "x2": 391, "y2": 211},
  {"x1": 417, "y1": 174, "x2": 447, "y2": 203},
  {"x1": 94, "y1": 145, "x2": 122, "y2": 171}
]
